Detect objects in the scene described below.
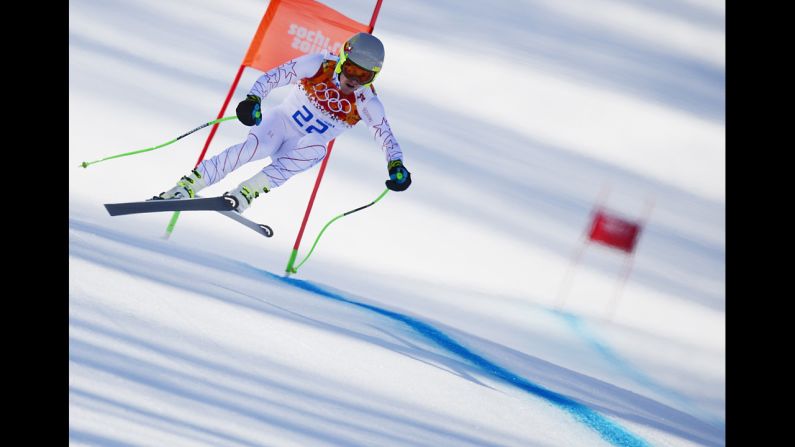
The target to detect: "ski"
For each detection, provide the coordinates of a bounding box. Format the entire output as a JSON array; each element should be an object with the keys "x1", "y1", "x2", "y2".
[
  {"x1": 104, "y1": 195, "x2": 238, "y2": 216},
  {"x1": 104, "y1": 195, "x2": 274, "y2": 238},
  {"x1": 216, "y1": 209, "x2": 274, "y2": 238},
  {"x1": 192, "y1": 194, "x2": 274, "y2": 238}
]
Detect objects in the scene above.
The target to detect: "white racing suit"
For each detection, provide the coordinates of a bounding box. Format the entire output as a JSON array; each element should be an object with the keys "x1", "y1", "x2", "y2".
[{"x1": 195, "y1": 52, "x2": 403, "y2": 195}]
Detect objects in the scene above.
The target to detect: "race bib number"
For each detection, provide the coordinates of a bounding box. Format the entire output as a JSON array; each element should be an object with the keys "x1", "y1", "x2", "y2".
[{"x1": 292, "y1": 105, "x2": 330, "y2": 134}]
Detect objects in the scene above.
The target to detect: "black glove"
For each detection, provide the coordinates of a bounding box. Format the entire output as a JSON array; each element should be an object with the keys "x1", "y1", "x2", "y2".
[
  {"x1": 385, "y1": 159, "x2": 411, "y2": 192},
  {"x1": 236, "y1": 94, "x2": 262, "y2": 126}
]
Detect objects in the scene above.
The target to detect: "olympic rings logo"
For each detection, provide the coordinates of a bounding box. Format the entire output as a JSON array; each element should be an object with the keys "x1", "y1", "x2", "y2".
[{"x1": 313, "y1": 83, "x2": 352, "y2": 114}]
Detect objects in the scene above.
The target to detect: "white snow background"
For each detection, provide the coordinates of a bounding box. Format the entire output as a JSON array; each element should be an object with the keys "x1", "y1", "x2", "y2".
[{"x1": 69, "y1": 0, "x2": 725, "y2": 446}]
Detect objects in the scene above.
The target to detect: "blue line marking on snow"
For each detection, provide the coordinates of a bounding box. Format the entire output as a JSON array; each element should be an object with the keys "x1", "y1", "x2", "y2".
[
  {"x1": 552, "y1": 311, "x2": 724, "y2": 429},
  {"x1": 268, "y1": 273, "x2": 650, "y2": 447}
]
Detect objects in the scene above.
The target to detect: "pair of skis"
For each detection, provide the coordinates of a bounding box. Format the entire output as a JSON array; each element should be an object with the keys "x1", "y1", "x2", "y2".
[{"x1": 104, "y1": 195, "x2": 273, "y2": 238}]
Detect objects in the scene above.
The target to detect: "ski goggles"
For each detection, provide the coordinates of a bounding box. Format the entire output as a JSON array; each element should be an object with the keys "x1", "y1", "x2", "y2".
[{"x1": 339, "y1": 59, "x2": 377, "y2": 84}]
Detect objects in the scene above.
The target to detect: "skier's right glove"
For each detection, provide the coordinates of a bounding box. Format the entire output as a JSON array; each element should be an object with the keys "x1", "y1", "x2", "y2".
[
  {"x1": 236, "y1": 94, "x2": 262, "y2": 126},
  {"x1": 385, "y1": 159, "x2": 411, "y2": 192}
]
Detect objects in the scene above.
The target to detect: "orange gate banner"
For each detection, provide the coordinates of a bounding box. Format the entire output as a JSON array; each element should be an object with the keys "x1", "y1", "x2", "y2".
[{"x1": 243, "y1": 0, "x2": 370, "y2": 72}]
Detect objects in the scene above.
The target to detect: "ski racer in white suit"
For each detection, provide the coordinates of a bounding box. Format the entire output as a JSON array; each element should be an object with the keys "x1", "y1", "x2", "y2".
[{"x1": 158, "y1": 32, "x2": 412, "y2": 213}]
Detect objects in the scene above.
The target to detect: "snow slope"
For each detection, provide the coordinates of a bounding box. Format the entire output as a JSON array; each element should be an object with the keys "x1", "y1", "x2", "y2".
[{"x1": 70, "y1": 0, "x2": 724, "y2": 445}]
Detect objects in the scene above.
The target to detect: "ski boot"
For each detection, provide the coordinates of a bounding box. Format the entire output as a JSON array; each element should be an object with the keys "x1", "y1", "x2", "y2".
[
  {"x1": 157, "y1": 169, "x2": 206, "y2": 200},
  {"x1": 224, "y1": 171, "x2": 271, "y2": 213}
]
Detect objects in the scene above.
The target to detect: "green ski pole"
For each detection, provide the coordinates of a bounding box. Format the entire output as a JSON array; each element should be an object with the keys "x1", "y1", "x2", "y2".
[
  {"x1": 79, "y1": 116, "x2": 238, "y2": 168},
  {"x1": 288, "y1": 188, "x2": 390, "y2": 275}
]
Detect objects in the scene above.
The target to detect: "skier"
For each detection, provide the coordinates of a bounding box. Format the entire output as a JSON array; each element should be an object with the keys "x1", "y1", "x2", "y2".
[{"x1": 157, "y1": 32, "x2": 411, "y2": 213}]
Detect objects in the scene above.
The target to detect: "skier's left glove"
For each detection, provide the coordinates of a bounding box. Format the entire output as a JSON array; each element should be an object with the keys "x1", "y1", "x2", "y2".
[
  {"x1": 385, "y1": 159, "x2": 411, "y2": 192},
  {"x1": 236, "y1": 94, "x2": 262, "y2": 126}
]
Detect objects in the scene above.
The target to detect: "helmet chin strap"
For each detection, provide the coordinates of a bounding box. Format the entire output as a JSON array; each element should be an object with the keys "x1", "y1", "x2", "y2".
[
  {"x1": 332, "y1": 71, "x2": 342, "y2": 89},
  {"x1": 332, "y1": 53, "x2": 347, "y2": 89}
]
